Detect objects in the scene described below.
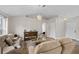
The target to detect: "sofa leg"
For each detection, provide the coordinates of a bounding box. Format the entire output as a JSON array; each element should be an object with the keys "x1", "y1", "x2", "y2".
[{"x1": 1, "y1": 47, "x2": 3, "y2": 54}]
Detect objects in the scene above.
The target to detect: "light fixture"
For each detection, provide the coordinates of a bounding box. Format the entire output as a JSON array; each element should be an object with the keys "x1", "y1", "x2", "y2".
[
  {"x1": 37, "y1": 15, "x2": 42, "y2": 20},
  {"x1": 64, "y1": 17, "x2": 67, "y2": 21}
]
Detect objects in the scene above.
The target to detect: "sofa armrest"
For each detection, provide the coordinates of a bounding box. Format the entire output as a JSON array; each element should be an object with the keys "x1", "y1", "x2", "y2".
[{"x1": 3, "y1": 46, "x2": 15, "y2": 54}]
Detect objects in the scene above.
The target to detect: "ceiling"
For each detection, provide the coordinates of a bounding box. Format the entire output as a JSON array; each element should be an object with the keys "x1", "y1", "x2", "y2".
[{"x1": 0, "y1": 5, "x2": 79, "y2": 17}]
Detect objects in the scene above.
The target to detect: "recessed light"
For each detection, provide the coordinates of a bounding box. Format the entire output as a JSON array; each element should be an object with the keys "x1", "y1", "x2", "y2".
[
  {"x1": 37, "y1": 15, "x2": 42, "y2": 20},
  {"x1": 64, "y1": 17, "x2": 67, "y2": 21}
]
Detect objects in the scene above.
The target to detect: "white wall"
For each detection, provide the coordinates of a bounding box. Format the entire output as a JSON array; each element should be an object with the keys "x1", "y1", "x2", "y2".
[
  {"x1": 8, "y1": 16, "x2": 66, "y2": 38},
  {"x1": 46, "y1": 18, "x2": 56, "y2": 38},
  {"x1": 8, "y1": 16, "x2": 42, "y2": 37},
  {"x1": 46, "y1": 16, "x2": 66, "y2": 38},
  {"x1": 55, "y1": 16, "x2": 65, "y2": 38},
  {"x1": 8, "y1": 16, "x2": 58, "y2": 38}
]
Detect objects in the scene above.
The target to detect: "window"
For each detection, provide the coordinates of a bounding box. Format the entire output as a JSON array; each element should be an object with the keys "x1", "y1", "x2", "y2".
[
  {"x1": 0, "y1": 16, "x2": 2, "y2": 34},
  {"x1": 0, "y1": 15, "x2": 8, "y2": 35},
  {"x1": 42, "y1": 22, "x2": 46, "y2": 32}
]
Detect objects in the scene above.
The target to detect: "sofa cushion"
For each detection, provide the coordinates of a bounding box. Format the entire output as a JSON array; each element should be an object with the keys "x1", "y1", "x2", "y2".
[
  {"x1": 12, "y1": 37, "x2": 18, "y2": 42},
  {"x1": 3, "y1": 46, "x2": 15, "y2": 54},
  {"x1": 58, "y1": 37, "x2": 75, "y2": 54},
  {"x1": 61, "y1": 43, "x2": 75, "y2": 54},
  {"x1": 58, "y1": 38, "x2": 73, "y2": 44},
  {"x1": 7, "y1": 34, "x2": 14, "y2": 39},
  {"x1": 46, "y1": 37, "x2": 55, "y2": 41},
  {"x1": 34, "y1": 40, "x2": 62, "y2": 53},
  {"x1": 5, "y1": 37, "x2": 14, "y2": 46}
]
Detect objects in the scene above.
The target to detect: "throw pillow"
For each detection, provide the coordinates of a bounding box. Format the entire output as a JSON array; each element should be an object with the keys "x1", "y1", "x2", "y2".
[{"x1": 5, "y1": 37, "x2": 14, "y2": 46}]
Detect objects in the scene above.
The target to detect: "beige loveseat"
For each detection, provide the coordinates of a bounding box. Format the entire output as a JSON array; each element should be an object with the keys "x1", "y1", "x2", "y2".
[{"x1": 32, "y1": 38, "x2": 75, "y2": 54}]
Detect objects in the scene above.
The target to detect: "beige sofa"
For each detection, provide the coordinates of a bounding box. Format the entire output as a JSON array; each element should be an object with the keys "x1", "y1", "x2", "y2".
[
  {"x1": 34, "y1": 40, "x2": 62, "y2": 54},
  {"x1": 32, "y1": 38, "x2": 75, "y2": 54},
  {"x1": 0, "y1": 34, "x2": 22, "y2": 54}
]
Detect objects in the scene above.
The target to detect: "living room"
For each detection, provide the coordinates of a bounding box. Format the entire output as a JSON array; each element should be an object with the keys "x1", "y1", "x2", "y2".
[{"x1": 0, "y1": 5, "x2": 79, "y2": 54}]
